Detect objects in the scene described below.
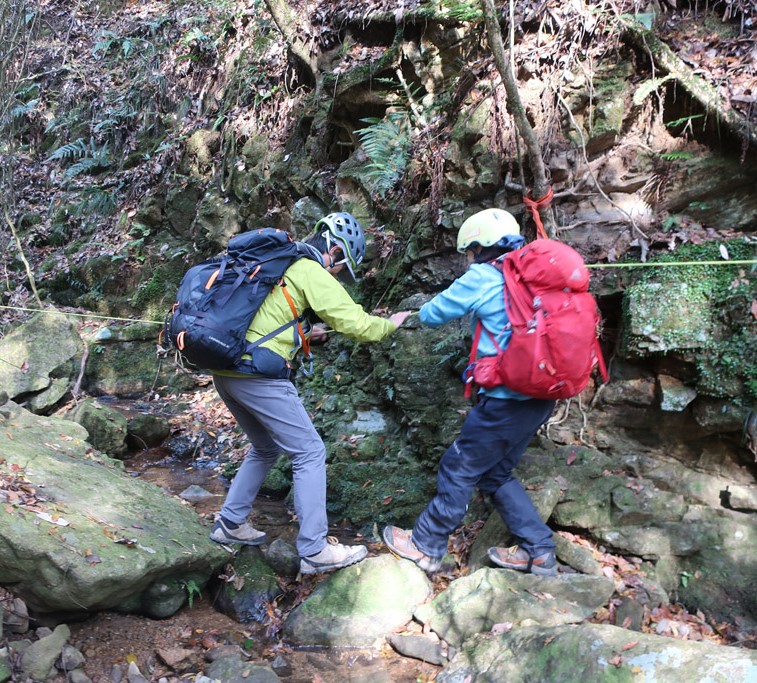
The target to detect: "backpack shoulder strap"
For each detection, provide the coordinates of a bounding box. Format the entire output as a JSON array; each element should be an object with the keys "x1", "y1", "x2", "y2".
[
  {"x1": 463, "y1": 321, "x2": 484, "y2": 399},
  {"x1": 501, "y1": 255, "x2": 535, "y2": 325},
  {"x1": 279, "y1": 279, "x2": 310, "y2": 359}
]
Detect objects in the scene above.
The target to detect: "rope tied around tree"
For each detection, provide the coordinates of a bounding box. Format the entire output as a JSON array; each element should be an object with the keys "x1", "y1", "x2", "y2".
[{"x1": 523, "y1": 186, "x2": 553, "y2": 240}]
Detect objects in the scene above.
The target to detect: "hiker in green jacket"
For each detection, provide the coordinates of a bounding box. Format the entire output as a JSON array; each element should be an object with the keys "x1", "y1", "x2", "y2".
[{"x1": 210, "y1": 212, "x2": 412, "y2": 574}]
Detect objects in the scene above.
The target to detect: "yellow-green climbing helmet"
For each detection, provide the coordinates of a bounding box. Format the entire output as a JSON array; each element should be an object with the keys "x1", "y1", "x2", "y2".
[{"x1": 456, "y1": 208, "x2": 520, "y2": 254}]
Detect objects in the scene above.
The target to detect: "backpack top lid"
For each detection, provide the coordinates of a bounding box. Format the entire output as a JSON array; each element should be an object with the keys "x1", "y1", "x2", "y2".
[
  {"x1": 505, "y1": 239, "x2": 590, "y2": 293},
  {"x1": 227, "y1": 227, "x2": 293, "y2": 261}
]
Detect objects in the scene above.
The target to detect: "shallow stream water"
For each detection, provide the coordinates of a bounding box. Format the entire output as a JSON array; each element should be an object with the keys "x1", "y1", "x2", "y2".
[{"x1": 95, "y1": 445, "x2": 439, "y2": 682}]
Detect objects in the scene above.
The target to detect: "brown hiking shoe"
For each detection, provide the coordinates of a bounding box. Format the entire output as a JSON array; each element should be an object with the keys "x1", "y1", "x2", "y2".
[
  {"x1": 382, "y1": 525, "x2": 442, "y2": 573},
  {"x1": 488, "y1": 545, "x2": 557, "y2": 577}
]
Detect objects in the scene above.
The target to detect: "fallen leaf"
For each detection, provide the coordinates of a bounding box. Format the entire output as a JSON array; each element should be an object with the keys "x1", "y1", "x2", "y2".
[
  {"x1": 621, "y1": 641, "x2": 639, "y2": 651},
  {"x1": 35, "y1": 511, "x2": 69, "y2": 526},
  {"x1": 200, "y1": 634, "x2": 218, "y2": 649},
  {"x1": 609, "y1": 654, "x2": 623, "y2": 667},
  {"x1": 113, "y1": 537, "x2": 137, "y2": 546}
]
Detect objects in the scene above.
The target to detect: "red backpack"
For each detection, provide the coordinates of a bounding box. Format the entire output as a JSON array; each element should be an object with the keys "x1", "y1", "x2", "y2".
[{"x1": 464, "y1": 239, "x2": 608, "y2": 400}]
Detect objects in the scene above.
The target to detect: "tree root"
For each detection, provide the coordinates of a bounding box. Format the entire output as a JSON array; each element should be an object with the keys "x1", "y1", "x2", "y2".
[{"x1": 621, "y1": 16, "x2": 757, "y2": 152}]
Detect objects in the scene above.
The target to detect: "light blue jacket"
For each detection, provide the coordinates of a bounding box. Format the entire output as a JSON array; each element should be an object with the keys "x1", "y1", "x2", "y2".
[{"x1": 418, "y1": 261, "x2": 529, "y2": 400}]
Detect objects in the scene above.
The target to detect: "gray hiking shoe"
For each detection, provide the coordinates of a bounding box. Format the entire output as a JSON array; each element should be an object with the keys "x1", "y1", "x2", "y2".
[
  {"x1": 300, "y1": 536, "x2": 368, "y2": 574},
  {"x1": 382, "y1": 525, "x2": 442, "y2": 573},
  {"x1": 487, "y1": 545, "x2": 557, "y2": 577},
  {"x1": 209, "y1": 517, "x2": 268, "y2": 546}
]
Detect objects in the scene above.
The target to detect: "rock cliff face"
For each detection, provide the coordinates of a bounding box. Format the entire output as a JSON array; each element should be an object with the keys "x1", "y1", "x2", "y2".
[{"x1": 5, "y1": 2, "x2": 754, "y2": 409}]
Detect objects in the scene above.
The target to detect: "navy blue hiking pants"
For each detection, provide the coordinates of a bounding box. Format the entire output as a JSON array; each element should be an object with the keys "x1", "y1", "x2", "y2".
[{"x1": 412, "y1": 395, "x2": 556, "y2": 560}]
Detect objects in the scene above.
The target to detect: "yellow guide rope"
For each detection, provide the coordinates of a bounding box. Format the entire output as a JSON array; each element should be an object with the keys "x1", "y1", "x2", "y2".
[{"x1": 0, "y1": 258, "x2": 755, "y2": 326}]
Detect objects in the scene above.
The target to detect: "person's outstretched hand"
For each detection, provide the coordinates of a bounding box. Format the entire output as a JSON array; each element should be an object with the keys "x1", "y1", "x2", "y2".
[
  {"x1": 309, "y1": 323, "x2": 329, "y2": 345},
  {"x1": 389, "y1": 310, "x2": 413, "y2": 328}
]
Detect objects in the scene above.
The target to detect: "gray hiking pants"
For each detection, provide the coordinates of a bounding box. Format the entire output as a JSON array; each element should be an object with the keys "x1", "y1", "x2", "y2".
[{"x1": 212, "y1": 375, "x2": 328, "y2": 557}]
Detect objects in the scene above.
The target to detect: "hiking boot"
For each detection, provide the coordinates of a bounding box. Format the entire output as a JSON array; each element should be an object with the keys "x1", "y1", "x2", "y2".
[
  {"x1": 209, "y1": 517, "x2": 268, "y2": 546},
  {"x1": 382, "y1": 525, "x2": 442, "y2": 573},
  {"x1": 300, "y1": 537, "x2": 368, "y2": 575},
  {"x1": 487, "y1": 545, "x2": 557, "y2": 577}
]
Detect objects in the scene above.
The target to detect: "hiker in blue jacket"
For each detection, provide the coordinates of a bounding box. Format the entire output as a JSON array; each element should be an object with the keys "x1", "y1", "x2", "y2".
[{"x1": 383, "y1": 208, "x2": 558, "y2": 576}]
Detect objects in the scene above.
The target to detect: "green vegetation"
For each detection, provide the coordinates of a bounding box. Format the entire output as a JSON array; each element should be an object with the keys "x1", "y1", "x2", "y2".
[
  {"x1": 623, "y1": 240, "x2": 757, "y2": 402},
  {"x1": 182, "y1": 579, "x2": 202, "y2": 608},
  {"x1": 355, "y1": 113, "x2": 412, "y2": 199},
  {"x1": 438, "y1": 0, "x2": 483, "y2": 22}
]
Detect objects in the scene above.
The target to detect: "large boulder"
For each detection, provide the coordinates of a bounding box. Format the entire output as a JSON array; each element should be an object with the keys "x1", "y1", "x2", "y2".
[
  {"x1": 284, "y1": 555, "x2": 432, "y2": 647},
  {"x1": 515, "y1": 446, "x2": 757, "y2": 627},
  {"x1": 437, "y1": 623, "x2": 757, "y2": 683},
  {"x1": 0, "y1": 313, "x2": 83, "y2": 412},
  {"x1": 0, "y1": 401, "x2": 227, "y2": 619},
  {"x1": 415, "y1": 570, "x2": 614, "y2": 648},
  {"x1": 213, "y1": 546, "x2": 282, "y2": 623},
  {"x1": 66, "y1": 397, "x2": 128, "y2": 457},
  {"x1": 83, "y1": 322, "x2": 197, "y2": 397}
]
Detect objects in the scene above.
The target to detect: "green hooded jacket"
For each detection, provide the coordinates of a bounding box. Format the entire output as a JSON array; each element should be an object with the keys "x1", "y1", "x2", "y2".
[{"x1": 214, "y1": 257, "x2": 396, "y2": 377}]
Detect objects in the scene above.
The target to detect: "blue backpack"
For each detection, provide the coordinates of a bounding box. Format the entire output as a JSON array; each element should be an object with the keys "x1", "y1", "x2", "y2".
[{"x1": 162, "y1": 228, "x2": 320, "y2": 377}]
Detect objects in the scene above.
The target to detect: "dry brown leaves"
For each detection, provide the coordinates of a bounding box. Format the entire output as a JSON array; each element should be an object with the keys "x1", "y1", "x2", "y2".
[
  {"x1": 660, "y1": 10, "x2": 756, "y2": 119},
  {"x1": 0, "y1": 458, "x2": 48, "y2": 514},
  {"x1": 577, "y1": 531, "x2": 755, "y2": 648}
]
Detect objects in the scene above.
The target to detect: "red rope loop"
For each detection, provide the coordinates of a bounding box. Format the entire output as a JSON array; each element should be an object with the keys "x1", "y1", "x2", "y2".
[{"x1": 523, "y1": 186, "x2": 554, "y2": 240}]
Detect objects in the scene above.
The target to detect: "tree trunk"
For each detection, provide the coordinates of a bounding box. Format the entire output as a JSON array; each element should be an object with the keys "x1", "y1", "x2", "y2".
[{"x1": 481, "y1": 0, "x2": 556, "y2": 238}]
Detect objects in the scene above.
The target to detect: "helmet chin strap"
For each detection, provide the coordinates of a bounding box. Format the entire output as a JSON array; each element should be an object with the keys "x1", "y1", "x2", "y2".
[{"x1": 323, "y1": 231, "x2": 347, "y2": 269}]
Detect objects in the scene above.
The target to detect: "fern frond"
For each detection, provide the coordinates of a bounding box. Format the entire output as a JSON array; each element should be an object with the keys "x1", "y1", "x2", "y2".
[
  {"x1": 11, "y1": 99, "x2": 38, "y2": 119},
  {"x1": 66, "y1": 157, "x2": 100, "y2": 178},
  {"x1": 632, "y1": 75, "x2": 673, "y2": 106},
  {"x1": 70, "y1": 189, "x2": 118, "y2": 217},
  {"x1": 48, "y1": 138, "x2": 89, "y2": 161},
  {"x1": 658, "y1": 151, "x2": 695, "y2": 161},
  {"x1": 93, "y1": 118, "x2": 119, "y2": 134},
  {"x1": 356, "y1": 113, "x2": 411, "y2": 198},
  {"x1": 665, "y1": 114, "x2": 705, "y2": 129}
]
